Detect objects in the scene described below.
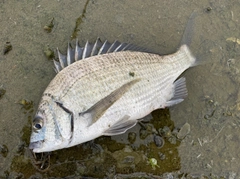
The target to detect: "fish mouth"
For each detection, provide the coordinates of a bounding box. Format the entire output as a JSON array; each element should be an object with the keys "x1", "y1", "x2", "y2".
[{"x1": 29, "y1": 140, "x2": 43, "y2": 150}]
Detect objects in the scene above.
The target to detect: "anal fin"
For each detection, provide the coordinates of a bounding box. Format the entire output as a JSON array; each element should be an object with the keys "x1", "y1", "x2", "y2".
[{"x1": 165, "y1": 77, "x2": 188, "y2": 107}]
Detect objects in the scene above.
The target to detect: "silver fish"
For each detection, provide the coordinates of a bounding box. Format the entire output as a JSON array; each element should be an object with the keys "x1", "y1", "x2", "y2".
[{"x1": 29, "y1": 14, "x2": 199, "y2": 153}]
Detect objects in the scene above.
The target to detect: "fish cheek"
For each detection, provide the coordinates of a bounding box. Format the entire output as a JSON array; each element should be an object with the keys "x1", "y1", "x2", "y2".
[
  {"x1": 54, "y1": 102, "x2": 73, "y2": 141},
  {"x1": 30, "y1": 125, "x2": 46, "y2": 144}
]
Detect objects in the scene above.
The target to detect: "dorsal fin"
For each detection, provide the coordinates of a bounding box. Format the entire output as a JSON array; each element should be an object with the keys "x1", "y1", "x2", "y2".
[
  {"x1": 107, "y1": 40, "x2": 121, "y2": 53},
  {"x1": 98, "y1": 40, "x2": 111, "y2": 55},
  {"x1": 82, "y1": 41, "x2": 93, "y2": 59},
  {"x1": 54, "y1": 38, "x2": 150, "y2": 73},
  {"x1": 91, "y1": 38, "x2": 102, "y2": 56}
]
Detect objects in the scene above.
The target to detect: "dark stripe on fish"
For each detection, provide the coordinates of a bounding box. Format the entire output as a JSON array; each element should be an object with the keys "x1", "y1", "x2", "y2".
[{"x1": 56, "y1": 102, "x2": 74, "y2": 143}]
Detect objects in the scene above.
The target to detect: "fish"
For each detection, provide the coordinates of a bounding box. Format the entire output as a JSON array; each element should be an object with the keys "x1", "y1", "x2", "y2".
[{"x1": 29, "y1": 13, "x2": 200, "y2": 153}]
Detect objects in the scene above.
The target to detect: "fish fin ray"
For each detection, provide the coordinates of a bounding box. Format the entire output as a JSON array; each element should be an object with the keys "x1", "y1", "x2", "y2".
[
  {"x1": 82, "y1": 41, "x2": 94, "y2": 59},
  {"x1": 123, "y1": 43, "x2": 150, "y2": 52},
  {"x1": 107, "y1": 40, "x2": 121, "y2": 53},
  {"x1": 113, "y1": 43, "x2": 128, "y2": 52},
  {"x1": 75, "y1": 39, "x2": 83, "y2": 61},
  {"x1": 67, "y1": 43, "x2": 75, "y2": 65},
  {"x1": 57, "y1": 48, "x2": 67, "y2": 68},
  {"x1": 91, "y1": 38, "x2": 103, "y2": 56},
  {"x1": 103, "y1": 115, "x2": 137, "y2": 136},
  {"x1": 165, "y1": 77, "x2": 187, "y2": 107},
  {"x1": 81, "y1": 79, "x2": 141, "y2": 125},
  {"x1": 98, "y1": 40, "x2": 111, "y2": 54},
  {"x1": 53, "y1": 60, "x2": 62, "y2": 73}
]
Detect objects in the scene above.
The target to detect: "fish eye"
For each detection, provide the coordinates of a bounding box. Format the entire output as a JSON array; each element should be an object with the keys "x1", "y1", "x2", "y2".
[{"x1": 33, "y1": 116, "x2": 44, "y2": 130}]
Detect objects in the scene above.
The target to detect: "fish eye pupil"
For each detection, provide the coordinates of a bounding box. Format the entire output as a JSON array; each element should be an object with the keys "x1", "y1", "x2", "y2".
[
  {"x1": 33, "y1": 116, "x2": 43, "y2": 130},
  {"x1": 34, "y1": 123, "x2": 42, "y2": 129}
]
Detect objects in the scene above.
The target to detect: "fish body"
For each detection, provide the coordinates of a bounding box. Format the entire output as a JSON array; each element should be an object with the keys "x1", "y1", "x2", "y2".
[{"x1": 29, "y1": 40, "x2": 196, "y2": 153}]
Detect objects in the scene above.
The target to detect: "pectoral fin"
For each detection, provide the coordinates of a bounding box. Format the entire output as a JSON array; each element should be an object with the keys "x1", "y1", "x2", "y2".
[
  {"x1": 103, "y1": 115, "x2": 137, "y2": 136},
  {"x1": 80, "y1": 79, "x2": 140, "y2": 125}
]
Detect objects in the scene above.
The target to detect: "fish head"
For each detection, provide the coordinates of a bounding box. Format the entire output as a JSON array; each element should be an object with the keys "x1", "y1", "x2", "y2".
[{"x1": 29, "y1": 97, "x2": 72, "y2": 153}]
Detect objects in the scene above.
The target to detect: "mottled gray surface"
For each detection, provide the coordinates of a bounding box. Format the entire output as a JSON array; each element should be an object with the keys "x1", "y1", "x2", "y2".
[{"x1": 0, "y1": 0, "x2": 240, "y2": 178}]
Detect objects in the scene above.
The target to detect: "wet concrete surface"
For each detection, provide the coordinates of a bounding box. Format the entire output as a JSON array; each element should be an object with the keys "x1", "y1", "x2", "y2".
[{"x1": 0, "y1": 0, "x2": 240, "y2": 178}]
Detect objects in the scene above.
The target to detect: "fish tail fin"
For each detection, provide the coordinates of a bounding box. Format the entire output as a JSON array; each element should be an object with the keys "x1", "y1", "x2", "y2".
[
  {"x1": 180, "y1": 12, "x2": 198, "y2": 50},
  {"x1": 179, "y1": 11, "x2": 215, "y2": 66}
]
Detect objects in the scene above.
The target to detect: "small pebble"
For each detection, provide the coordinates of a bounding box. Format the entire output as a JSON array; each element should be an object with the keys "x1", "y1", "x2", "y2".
[
  {"x1": 154, "y1": 135, "x2": 165, "y2": 148},
  {"x1": 139, "y1": 129, "x2": 148, "y2": 139},
  {"x1": 159, "y1": 126, "x2": 171, "y2": 138},
  {"x1": 139, "y1": 124, "x2": 152, "y2": 139},
  {"x1": 128, "y1": 132, "x2": 136, "y2": 143},
  {"x1": 122, "y1": 156, "x2": 135, "y2": 164},
  {"x1": 168, "y1": 136, "x2": 177, "y2": 144},
  {"x1": 158, "y1": 152, "x2": 166, "y2": 160},
  {"x1": 177, "y1": 122, "x2": 190, "y2": 139}
]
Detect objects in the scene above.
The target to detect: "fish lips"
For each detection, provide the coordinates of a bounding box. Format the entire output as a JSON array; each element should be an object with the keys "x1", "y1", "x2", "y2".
[{"x1": 29, "y1": 140, "x2": 43, "y2": 151}]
